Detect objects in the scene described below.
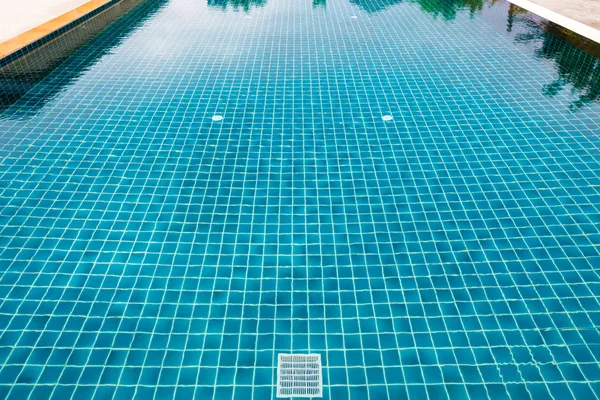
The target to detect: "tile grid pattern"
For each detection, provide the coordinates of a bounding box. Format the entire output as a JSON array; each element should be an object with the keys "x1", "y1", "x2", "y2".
[{"x1": 0, "y1": 0, "x2": 599, "y2": 399}]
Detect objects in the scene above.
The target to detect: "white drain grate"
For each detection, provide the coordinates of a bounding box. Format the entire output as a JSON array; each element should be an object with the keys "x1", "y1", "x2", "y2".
[{"x1": 277, "y1": 353, "x2": 322, "y2": 398}]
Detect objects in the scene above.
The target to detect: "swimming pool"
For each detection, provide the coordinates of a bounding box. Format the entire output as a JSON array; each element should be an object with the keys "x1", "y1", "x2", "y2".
[{"x1": 0, "y1": 0, "x2": 600, "y2": 398}]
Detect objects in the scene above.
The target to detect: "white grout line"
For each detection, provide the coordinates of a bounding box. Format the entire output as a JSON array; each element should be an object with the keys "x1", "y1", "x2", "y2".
[{"x1": 508, "y1": 0, "x2": 600, "y2": 44}]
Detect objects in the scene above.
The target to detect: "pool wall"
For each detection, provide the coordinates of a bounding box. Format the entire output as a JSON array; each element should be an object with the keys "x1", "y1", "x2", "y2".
[{"x1": 0, "y1": 0, "x2": 145, "y2": 112}]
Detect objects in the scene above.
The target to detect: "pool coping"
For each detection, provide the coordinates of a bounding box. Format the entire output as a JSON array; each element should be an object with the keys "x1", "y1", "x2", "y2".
[
  {"x1": 0, "y1": 0, "x2": 121, "y2": 64},
  {"x1": 507, "y1": 0, "x2": 600, "y2": 44}
]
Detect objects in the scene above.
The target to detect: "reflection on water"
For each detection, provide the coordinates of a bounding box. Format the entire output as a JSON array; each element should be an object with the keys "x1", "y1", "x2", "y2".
[
  {"x1": 538, "y1": 37, "x2": 600, "y2": 110},
  {"x1": 0, "y1": 0, "x2": 168, "y2": 119},
  {"x1": 508, "y1": 4, "x2": 600, "y2": 110},
  {"x1": 349, "y1": 0, "x2": 403, "y2": 13},
  {"x1": 347, "y1": 0, "x2": 600, "y2": 110},
  {"x1": 1, "y1": 0, "x2": 599, "y2": 119},
  {"x1": 207, "y1": 0, "x2": 266, "y2": 12},
  {"x1": 350, "y1": 0, "x2": 484, "y2": 18},
  {"x1": 410, "y1": 0, "x2": 484, "y2": 20},
  {"x1": 313, "y1": 0, "x2": 326, "y2": 9}
]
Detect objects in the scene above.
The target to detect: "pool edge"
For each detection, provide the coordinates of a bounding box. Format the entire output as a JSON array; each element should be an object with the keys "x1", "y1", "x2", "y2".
[
  {"x1": 0, "y1": 0, "x2": 124, "y2": 66},
  {"x1": 507, "y1": 0, "x2": 600, "y2": 45}
]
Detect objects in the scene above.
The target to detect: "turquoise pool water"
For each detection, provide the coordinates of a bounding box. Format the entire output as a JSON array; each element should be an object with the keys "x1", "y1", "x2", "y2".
[{"x1": 1, "y1": 0, "x2": 600, "y2": 399}]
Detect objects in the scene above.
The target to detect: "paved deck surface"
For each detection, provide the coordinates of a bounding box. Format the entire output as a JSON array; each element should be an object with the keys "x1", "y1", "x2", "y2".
[
  {"x1": 528, "y1": 0, "x2": 600, "y2": 29},
  {"x1": 0, "y1": 0, "x2": 90, "y2": 44}
]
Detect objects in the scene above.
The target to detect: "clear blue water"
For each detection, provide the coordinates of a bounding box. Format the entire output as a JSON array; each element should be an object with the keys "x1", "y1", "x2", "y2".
[{"x1": 1, "y1": 0, "x2": 600, "y2": 399}]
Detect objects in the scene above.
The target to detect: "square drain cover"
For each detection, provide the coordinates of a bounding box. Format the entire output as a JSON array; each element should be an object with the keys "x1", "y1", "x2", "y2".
[{"x1": 277, "y1": 353, "x2": 322, "y2": 398}]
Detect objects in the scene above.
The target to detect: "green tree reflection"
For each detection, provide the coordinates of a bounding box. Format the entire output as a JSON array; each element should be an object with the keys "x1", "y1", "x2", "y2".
[
  {"x1": 538, "y1": 38, "x2": 600, "y2": 110},
  {"x1": 208, "y1": 0, "x2": 267, "y2": 12},
  {"x1": 410, "y1": 0, "x2": 484, "y2": 20},
  {"x1": 350, "y1": 0, "x2": 484, "y2": 19},
  {"x1": 349, "y1": 0, "x2": 404, "y2": 13},
  {"x1": 510, "y1": 5, "x2": 600, "y2": 110},
  {"x1": 313, "y1": 0, "x2": 326, "y2": 9}
]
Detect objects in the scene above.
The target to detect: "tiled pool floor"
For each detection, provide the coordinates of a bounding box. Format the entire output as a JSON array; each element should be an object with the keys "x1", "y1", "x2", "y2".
[{"x1": 1, "y1": 0, "x2": 600, "y2": 399}]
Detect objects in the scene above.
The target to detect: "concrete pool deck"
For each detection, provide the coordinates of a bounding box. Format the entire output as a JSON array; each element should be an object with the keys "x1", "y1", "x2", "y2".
[
  {"x1": 529, "y1": 0, "x2": 600, "y2": 30},
  {"x1": 0, "y1": 0, "x2": 91, "y2": 44}
]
